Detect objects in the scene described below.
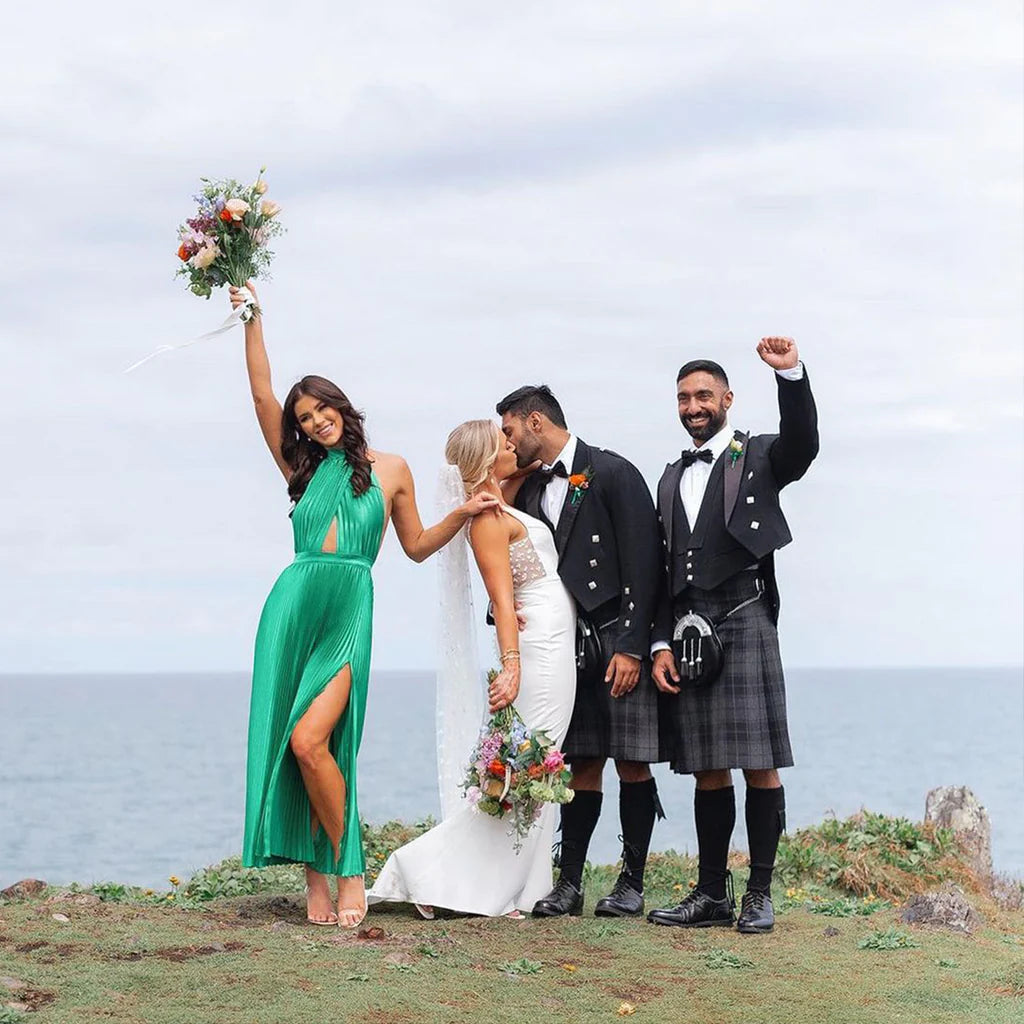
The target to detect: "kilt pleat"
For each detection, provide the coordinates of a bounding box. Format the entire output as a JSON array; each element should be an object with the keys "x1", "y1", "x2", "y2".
[
  {"x1": 665, "y1": 574, "x2": 794, "y2": 774},
  {"x1": 562, "y1": 619, "x2": 664, "y2": 763}
]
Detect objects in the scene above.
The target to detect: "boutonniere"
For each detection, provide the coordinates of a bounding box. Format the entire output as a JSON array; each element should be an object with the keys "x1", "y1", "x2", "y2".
[
  {"x1": 728, "y1": 438, "x2": 744, "y2": 467},
  {"x1": 568, "y1": 467, "x2": 594, "y2": 505}
]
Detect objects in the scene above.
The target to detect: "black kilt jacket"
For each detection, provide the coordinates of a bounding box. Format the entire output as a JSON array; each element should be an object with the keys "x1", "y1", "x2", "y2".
[
  {"x1": 516, "y1": 439, "x2": 662, "y2": 657},
  {"x1": 515, "y1": 439, "x2": 664, "y2": 761},
  {"x1": 652, "y1": 370, "x2": 819, "y2": 642}
]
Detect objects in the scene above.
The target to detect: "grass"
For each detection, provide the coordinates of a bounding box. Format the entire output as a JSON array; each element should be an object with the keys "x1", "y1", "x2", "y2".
[{"x1": 1, "y1": 813, "x2": 1022, "y2": 1024}]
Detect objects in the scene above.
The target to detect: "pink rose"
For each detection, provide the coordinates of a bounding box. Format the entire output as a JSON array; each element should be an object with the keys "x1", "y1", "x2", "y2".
[
  {"x1": 224, "y1": 198, "x2": 250, "y2": 221},
  {"x1": 542, "y1": 750, "x2": 565, "y2": 772}
]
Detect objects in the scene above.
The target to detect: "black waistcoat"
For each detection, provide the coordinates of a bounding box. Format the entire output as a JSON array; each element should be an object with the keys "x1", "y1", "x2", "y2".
[{"x1": 671, "y1": 458, "x2": 759, "y2": 595}]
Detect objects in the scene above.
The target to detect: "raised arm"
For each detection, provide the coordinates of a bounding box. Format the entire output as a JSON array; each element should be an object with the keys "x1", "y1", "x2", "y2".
[
  {"x1": 387, "y1": 458, "x2": 500, "y2": 563},
  {"x1": 230, "y1": 282, "x2": 289, "y2": 480},
  {"x1": 468, "y1": 513, "x2": 521, "y2": 712},
  {"x1": 757, "y1": 336, "x2": 819, "y2": 488}
]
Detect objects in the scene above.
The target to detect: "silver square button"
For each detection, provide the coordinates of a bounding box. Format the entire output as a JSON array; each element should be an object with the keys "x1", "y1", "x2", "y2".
[
  {"x1": 592, "y1": 534, "x2": 600, "y2": 543},
  {"x1": 588, "y1": 581, "x2": 597, "y2": 590},
  {"x1": 751, "y1": 521, "x2": 760, "y2": 530}
]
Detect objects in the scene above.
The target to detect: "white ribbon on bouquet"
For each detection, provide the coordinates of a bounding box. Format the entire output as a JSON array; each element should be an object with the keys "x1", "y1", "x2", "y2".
[{"x1": 123, "y1": 286, "x2": 256, "y2": 374}]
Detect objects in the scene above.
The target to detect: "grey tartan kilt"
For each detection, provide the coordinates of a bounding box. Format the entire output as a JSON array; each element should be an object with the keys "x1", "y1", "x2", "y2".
[
  {"x1": 562, "y1": 617, "x2": 664, "y2": 764},
  {"x1": 663, "y1": 573, "x2": 794, "y2": 774}
]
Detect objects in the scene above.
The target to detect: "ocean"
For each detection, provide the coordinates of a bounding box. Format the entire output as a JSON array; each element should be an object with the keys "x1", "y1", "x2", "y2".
[{"x1": 1, "y1": 668, "x2": 1020, "y2": 890}]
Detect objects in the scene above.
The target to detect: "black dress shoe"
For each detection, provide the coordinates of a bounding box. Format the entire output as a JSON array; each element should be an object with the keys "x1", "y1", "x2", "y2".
[
  {"x1": 736, "y1": 889, "x2": 774, "y2": 933},
  {"x1": 594, "y1": 877, "x2": 644, "y2": 918},
  {"x1": 647, "y1": 888, "x2": 736, "y2": 928},
  {"x1": 531, "y1": 878, "x2": 584, "y2": 918}
]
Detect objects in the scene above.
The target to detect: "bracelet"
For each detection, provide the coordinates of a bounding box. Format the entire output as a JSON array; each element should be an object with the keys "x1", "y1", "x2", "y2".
[{"x1": 499, "y1": 650, "x2": 520, "y2": 664}]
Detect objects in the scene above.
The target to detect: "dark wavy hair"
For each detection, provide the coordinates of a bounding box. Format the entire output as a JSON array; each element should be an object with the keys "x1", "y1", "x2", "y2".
[{"x1": 281, "y1": 375, "x2": 372, "y2": 504}]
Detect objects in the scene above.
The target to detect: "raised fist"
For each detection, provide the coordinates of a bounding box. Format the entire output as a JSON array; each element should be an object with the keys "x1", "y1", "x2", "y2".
[{"x1": 757, "y1": 336, "x2": 799, "y2": 371}]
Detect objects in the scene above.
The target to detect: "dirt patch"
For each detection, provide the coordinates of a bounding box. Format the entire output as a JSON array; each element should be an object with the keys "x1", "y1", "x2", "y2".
[
  {"x1": 362, "y1": 1010, "x2": 417, "y2": 1024},
  {"x1": 14, "y1": 941, "x2": 47, "y2": 953},
  {"x1": 600, "y1": 981, "x2": 665, "y2": 1004},
  {"x1": 152, "y1": 941, "x2": 246, "y2": 962},
  {"x1": 234, "y1": 895, "x2": 304, "y2": 922},
  {"x1": 19, "y1": 985, "x2": 58, "y2": 1011}
]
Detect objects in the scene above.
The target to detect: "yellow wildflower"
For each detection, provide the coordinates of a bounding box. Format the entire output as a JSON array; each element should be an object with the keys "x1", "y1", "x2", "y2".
[
  {"x1": 561, "y1": 963, "x2": 578, "y2": 972},
  {"x1": 168, "y1": 876, "x2": 180, "y2": 887},
  {"x1": 672, "y1": 883, "x2": 684, "y2": 892},
  {"x1": 618, "y1": 1003, "x2": 636, "y2": 1017}
]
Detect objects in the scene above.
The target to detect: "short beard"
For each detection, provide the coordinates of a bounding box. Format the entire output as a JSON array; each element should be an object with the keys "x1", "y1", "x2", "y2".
[
  {"x1": 515, "y1": 436, "x2": 541, "y2": 468},
  {"x1": 681, "y1": 406, "x2": 727, "y2": 444}
]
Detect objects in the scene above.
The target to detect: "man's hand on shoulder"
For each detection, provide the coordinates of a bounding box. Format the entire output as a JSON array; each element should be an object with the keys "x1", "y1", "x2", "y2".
[{"x1": 757, "y1": 336, "x2": 799, "y2": 372}]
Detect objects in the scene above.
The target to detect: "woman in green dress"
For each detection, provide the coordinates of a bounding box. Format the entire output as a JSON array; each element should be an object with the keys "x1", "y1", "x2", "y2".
[{"x1": 231, "y1": 284, "x2": 498, "y2": 928}]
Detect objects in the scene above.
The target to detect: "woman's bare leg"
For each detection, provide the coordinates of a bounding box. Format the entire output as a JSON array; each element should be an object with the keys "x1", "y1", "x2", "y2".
[
  {"x1": 336, "y1": 873, "x2": 367, "y2": 929},
  {"x1": 290, "y1": 666, "x2": 353, "y2": 922},
  {"x1": 304, "y1": 865, "x2": 336, "y2": 924}
]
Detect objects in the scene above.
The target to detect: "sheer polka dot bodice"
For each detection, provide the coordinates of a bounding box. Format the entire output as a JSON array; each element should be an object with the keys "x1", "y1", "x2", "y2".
[{"x1": 510, "y1": 536, "x2": 547, "y2": 590}]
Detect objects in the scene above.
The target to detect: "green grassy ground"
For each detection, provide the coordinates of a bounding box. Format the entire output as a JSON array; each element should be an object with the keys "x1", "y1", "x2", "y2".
[{"x1": 1, "y1": 816, "x2": 1021, "y2": 1024}]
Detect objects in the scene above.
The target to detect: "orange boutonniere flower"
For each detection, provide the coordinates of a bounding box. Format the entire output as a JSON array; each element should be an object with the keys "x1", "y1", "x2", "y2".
[
  {"x1": 487, "y1": 758, "x2": 507, "y2": 778},
  {"x1": 569, "y1": 466, "x2": 595, "y2": 505}
]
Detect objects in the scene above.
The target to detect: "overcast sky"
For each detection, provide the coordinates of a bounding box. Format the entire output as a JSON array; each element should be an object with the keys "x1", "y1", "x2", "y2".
[{"x1": 1, "y1": 1, "x2": 1021, "y2": 674}]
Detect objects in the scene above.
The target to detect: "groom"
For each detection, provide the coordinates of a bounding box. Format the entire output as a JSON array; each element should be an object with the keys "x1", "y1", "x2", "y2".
[{"x1": 497, "y1": 385, "x2": 663, "y2": 918}]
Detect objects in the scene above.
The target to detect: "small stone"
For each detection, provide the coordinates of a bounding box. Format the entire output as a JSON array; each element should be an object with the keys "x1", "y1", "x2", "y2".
[
  {"x1": 0, "y1": 977, "x2": 27, "y2": 991},
  {"x1": 0, "y1": 879, "x2": 46, "y2": 900},
  {"x1": 209, "y1": 942, "x2": 226, "y2": 953},
  {"x1": 900, "y1": 884, "x2": 983, "y2": 935},
  {"x1": 357, "y1": 926, "x2": 386, "y2": 941},
  {"x1": 51, "y1": 913, "x2": 70, "y2": 923},
  {"x1": 269, "y1": 921, "x2": 291, "y2": 933},
  {"x1": 823, "y1": 926, "x2": 840, "y2": 937},
  {"x1": 4, "y1": 1002, "x2": 30, "y2": 1012}
]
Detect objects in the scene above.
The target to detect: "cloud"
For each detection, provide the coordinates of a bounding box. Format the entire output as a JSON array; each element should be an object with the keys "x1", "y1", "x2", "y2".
[{"x1": 1, "y1": 1, "x2": 1020, "y2": 671}]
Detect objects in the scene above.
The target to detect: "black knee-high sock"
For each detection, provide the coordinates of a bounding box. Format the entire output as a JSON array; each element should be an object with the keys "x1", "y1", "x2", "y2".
[
  {"x1": 746, "y1": 785, "x2": 785, "y2": 895},
  {"x1": 557, "y1": 790, "x2": 603, "y2": 888},
  {"x1": 695, "y1": 786, "x2": 736, "y2": 900},
  {"x1": 618, "y1": 779, "x2": 665, "y2": 893}
]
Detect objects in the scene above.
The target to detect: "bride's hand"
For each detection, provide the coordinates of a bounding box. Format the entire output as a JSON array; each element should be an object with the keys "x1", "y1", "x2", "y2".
[
  {"x1": 460, "y1": 492, "x2": 501, "y2": 519},
  {"x1": 488, "y1": 664, "x2": 520, "y2": 712},
  {"x1": 229, "y1": 280, "x2": 259, "y2": 312}
]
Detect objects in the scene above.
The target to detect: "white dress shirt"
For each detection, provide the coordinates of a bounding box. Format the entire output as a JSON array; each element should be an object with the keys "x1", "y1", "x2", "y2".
[
  {"x1": 652, "y1": 363, "x2": 804, "y2": 656},
  {"x1": 541, "y1": 434, "x2": 578, "y2": 529}
]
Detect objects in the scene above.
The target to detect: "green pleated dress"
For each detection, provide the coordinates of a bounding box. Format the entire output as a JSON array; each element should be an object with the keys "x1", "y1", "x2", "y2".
[{"x1": 243, "y1": 448, "x2": 385, "y2": 877}]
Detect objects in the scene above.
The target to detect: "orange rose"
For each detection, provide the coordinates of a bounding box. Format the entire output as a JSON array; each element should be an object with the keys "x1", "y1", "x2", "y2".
[
  {"x1": 487, "y1": 759, "x2": 506, "y2": 778},
  {"x1": 569, "y1": 474, "x2": 588, "y2": 488},
  {"x1": 177, "y1": 244, "x2": 189, "y2": 261},
  {"x1": 219, "y1": 209, "x2": 233, "y2": 223},
  {"x1": 527, "y1": 763, "x2": 544, "y2": 780}
]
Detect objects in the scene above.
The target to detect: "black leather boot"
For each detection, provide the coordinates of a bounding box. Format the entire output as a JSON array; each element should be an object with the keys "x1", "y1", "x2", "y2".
[
  {"x1": 647, "y1": 872, "x2": 736, "y2": 927},
  {"x1": 736, "y1": 889, "x2": 775, "y2": 933},
  {"x1": 531, "y1": 877, "x2": 584, "y2": 918},
  {"x1": 594, "y1": 874, "x2": 644, "y2": 917}
]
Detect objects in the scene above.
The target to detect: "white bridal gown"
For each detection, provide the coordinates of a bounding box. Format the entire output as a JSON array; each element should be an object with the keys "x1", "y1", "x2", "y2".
[{"x1": 366, "y1": 506, "x2": 577, "y2": 916}]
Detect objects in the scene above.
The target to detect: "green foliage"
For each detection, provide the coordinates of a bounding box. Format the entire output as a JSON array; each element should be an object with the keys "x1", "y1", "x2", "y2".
[
  {"x1": 499, "y1": 958, "x2": 543, "y2": 975},
  {"x1": 995, "y1": 964, "x2": 1024, "y2": 996},
  {"x1": 416, "y1": 943, "x2": 441, "y2": 958},
  {"x1": 0, "y1": 1009, "x2": 28, "y2": 1024},
  {"x1": 701, "y1": 949, "x2": 754, "y2": 969},
  {"x1": 935, "y1": 959, "x2": 959, "y2": 968},
  {"x1": 808, "y1": 895, "x2": 890, "y2": 917},
  {"x1": 776, "y1": 811, "x2": 964, "y2": 899},
  {"x1": 858, "y1": 927, "x2": 921, "y2": 951},
  {"x1": 180, "y1": 857, "x2": 302, "y2": 903}
]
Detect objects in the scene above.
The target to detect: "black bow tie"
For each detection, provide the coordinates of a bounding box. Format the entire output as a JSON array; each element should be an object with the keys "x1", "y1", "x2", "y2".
[
  {"x1": 538, "y1": 461, "x2": 569, "y2": 483},
  {"x1": 680, "y1": 449, "x2": 715, "y2": 468}
]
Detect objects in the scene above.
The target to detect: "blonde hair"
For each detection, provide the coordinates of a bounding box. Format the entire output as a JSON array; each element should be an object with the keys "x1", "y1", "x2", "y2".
[{"x1": 445, "y1": 419, "x2": 503, "y2": 494}]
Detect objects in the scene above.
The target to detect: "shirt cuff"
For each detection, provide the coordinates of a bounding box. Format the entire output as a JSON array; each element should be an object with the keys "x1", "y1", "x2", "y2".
[
  {"x1": 775, "y1": 361, "x2": 804, "y2": 381},
  {"x1": 651, "y1": 641, "x2": 671, "y2": 656}
]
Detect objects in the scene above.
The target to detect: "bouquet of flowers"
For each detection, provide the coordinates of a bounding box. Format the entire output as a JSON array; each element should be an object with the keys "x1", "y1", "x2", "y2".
[
  {"x1": 463, "y1": 690, "x2": 574, "y2": 851},
  {"x1": 175, "y1": 168, "x2": 284, "y2": 319}
]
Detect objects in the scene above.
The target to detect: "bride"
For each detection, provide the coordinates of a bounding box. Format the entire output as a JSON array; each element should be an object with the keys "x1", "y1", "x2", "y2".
[{"x1": 366, "y1": 420, "x2": 577, "y2": 916}]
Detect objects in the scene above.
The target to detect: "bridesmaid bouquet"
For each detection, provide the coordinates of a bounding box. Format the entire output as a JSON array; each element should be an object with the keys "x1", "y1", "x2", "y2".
[
  {"x1": 175, "y1": 168, "x2": 284, "y2": 319},
  {"x1": 463, "y1": 696, "x2": 574, "y2": 851}
]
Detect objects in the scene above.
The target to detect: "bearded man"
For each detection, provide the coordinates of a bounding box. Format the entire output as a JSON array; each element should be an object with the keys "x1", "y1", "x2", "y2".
[{"x1": 647, "y1": 337, "x2": 818, "y2": 934}]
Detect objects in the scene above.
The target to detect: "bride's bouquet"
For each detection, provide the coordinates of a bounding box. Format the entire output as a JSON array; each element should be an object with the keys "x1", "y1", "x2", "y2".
[
  {"x1": 463, "y1": 693, "x2": 574, "y2": 851},
  {"x1": 175, "y1": 168, "x2": 284, "y2": 319}
]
